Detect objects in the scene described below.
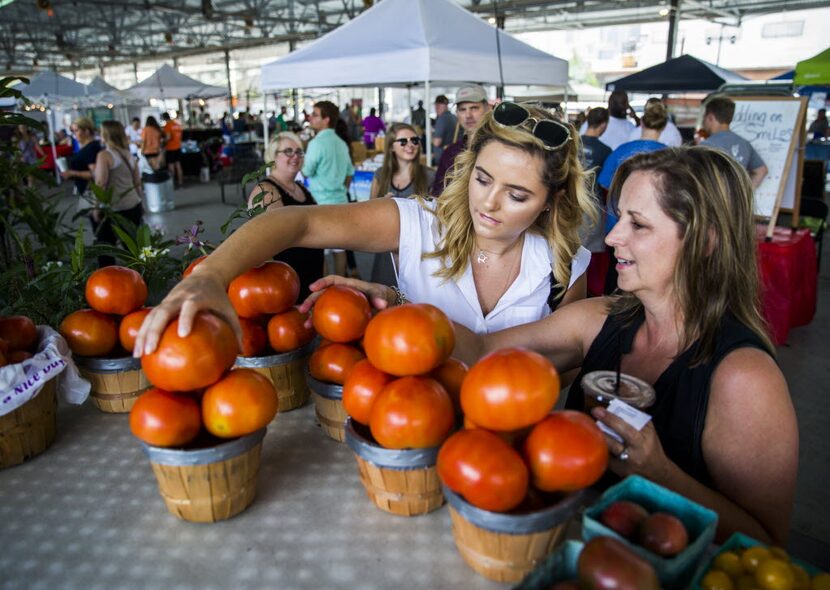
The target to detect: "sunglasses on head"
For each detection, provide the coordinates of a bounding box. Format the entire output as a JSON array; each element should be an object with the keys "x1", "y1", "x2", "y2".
[
  {"x1": 277, "y1": 148, "x2": 304, "y2": 157},
  {"x1": 492, "y1": 102, "x2": 571, "y2": 151},
  {"x1": 394, "y1": 136, "x2": 421, "y2": 147}
]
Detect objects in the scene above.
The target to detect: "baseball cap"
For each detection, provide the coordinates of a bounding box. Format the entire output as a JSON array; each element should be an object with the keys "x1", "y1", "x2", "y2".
[{"x1": 455, "y1": 84, "x2": 488, "y2": 105}]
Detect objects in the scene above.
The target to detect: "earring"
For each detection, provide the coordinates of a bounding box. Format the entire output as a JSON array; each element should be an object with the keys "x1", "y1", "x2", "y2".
[{"x1": 543, "y1": 207, "x2": 550, "y2": 212}]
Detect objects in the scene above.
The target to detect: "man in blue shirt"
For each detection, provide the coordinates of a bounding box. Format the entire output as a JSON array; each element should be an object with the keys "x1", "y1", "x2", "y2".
[{"x1": 303, "y1": 100, "x2": 355, "y2": 276}]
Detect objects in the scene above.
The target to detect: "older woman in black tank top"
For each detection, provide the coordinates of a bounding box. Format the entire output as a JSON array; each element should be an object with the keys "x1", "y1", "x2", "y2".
[
  {"x1": 451, "y1": 147, "x2": 797, "y2": 546},
  {"x1": 247, "y1": 131, "x2": 324, "y2": 298}
]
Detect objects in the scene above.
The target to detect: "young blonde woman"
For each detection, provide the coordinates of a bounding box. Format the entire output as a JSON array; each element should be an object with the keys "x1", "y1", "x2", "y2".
[
  {"x1": 135, "y1": 102, "x2": 595, "y2": 352},
  {"x1": 91, "y1": 121, "x2": 145, "y2": 266},
  {"x1": 369, "y1": 123, "x2": 435, "y2": 285},
  {"x1": 246, "y1": 131, "x2": 324, "y2": 298}
]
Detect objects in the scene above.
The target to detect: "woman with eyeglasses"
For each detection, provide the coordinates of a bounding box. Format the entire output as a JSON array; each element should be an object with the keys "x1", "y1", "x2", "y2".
[
  {"x1": 246, "y1": 131, "x2": 324, "y2": 298},
  {"x1": 134, "y1": 103, "x2": 594, "y2": 353},
  {"x1": 448, "y1": 147, "x2": 798, "y2": 545},
  {"x1": 369, "y1": 123, "x2": 435, "y2": 285}
]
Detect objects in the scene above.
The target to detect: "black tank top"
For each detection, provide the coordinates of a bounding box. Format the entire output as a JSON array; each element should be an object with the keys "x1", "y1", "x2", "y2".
[
  {"x1": 566, "y1": 308, "x2": 771, "y2": 484},
  {"x1": 256, "y1": 178, "x2": 325, "y2": 300}
]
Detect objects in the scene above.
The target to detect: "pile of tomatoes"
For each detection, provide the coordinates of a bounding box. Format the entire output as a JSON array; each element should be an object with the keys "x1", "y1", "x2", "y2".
[
  {"x1": 131, "y1": 310, "x2": 278, "y2": 448},
  {"x1": 437, "y1": 348, "x2": 609, "y2": 513},
  {"x1": 127, "y1": 258, "x2": 312, "y2": 448},
  {"x1": 0, "y1": 315, "x2": 39, "y2": 366},
  {"x1": 226, "y1": 260, "x2": 315, "y2": 357},
  {"x1": 58, "y1": 266, "x2": 151, "y2": 358},
  {"x1": 310, "y1": 286, "x2": 460, "y2": 450},
  {"x1": 700, "y1": 544, "x2": 829, "y2": 590}
]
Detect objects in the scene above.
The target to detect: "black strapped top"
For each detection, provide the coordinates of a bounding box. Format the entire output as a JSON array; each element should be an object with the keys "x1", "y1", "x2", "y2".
[
  {"x1": 254, "y1": 178, "x2": 324, "y2": 300},
  {"x1": 566, "y1": 308, "x2": 771, "y2": 485}
]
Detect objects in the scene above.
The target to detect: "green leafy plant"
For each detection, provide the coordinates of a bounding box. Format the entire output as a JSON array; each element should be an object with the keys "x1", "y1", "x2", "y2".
[{"x1": 220, "y1": 160, "x2": 273, "y2": 235}]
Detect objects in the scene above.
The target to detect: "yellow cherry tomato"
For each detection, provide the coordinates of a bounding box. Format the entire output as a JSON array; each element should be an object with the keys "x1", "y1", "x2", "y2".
[
  {"x1": 742, "y1": 546, "x2": 773, "y2": 574},
  {"x1": 812, "y1": 573, "x2": 830, "y2": 590},
  {"x1": 770, "y1": 547, "x2": 790, "y2": 561},
  {"x1": 715, "y1": 551, "x2": 746, "y2": 578},
  {"x1": 704, "y1": 570, "x2": 737, "y2": 590},
  {"x1": 756, "y1": 559, "x2": 796, "y2": 590}
]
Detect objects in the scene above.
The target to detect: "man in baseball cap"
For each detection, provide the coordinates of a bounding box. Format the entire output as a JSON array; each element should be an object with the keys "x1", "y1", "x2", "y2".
[{"x1": 431, "y1": 84, "x2": 491, "y2": 196}]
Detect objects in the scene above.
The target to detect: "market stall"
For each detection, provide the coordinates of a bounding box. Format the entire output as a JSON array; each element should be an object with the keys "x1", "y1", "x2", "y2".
[{"x1": 259, "y1": 0, "x2": 569, "y2": 165}]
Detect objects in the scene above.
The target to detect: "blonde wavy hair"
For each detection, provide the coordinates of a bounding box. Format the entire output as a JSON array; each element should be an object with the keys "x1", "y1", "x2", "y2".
[
  {"x1": 424, "y1": 104, "x2": 595, "y2": 293},
  {"x1": 606, "y1": 146, "x2": 773, "y2": 364},
  {"x1": 374, "y1": 123, "x2": 430, "y2": 197}
]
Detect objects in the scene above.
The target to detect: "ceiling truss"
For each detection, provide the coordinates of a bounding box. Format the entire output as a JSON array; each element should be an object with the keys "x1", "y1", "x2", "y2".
[{"x1": 1, "y1": 0, "x2": 826, "y2": 76}]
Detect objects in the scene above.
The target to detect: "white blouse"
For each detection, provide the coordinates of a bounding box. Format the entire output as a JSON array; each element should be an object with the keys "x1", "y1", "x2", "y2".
[{"x1": 393, "y1": 198, "x2": 590, "y2": 334}]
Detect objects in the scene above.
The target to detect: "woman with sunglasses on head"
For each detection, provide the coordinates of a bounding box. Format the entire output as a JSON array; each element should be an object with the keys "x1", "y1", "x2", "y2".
[
  {"x1": 368, "y1": 123, "x2": 435, "y2": 285},
  {"x1": 246, "y1": 131, "x2": 324, "y2": 299},
  {"x1": 134, "y1": 103, "x2": 594, "y2": 353},
  {"x1": 447, "y1": 147, "x2": 798, "y2": 545}
]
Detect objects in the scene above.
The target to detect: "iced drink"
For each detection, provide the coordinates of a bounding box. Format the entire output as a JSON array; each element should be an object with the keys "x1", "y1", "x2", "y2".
[{"x1": 581, "y1": 370, "x2": 655, "y2": 411}]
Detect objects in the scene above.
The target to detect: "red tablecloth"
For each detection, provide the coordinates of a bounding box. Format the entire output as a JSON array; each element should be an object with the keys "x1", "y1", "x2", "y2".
[{"x1": 757, "y1": 226, "x2": 817, "y2": 345}]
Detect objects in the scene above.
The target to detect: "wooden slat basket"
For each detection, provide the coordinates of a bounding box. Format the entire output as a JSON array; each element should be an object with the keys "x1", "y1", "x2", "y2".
[
  {"x1": 141, "y1": 428, "x2": 266, "y2": 523},
  {"x1": 444, "y1": 487, "x2": 586, "y2": 583},
  {"x1": 234, "y1": 339, "x2": 314, "y2": 412},
  {"x1": 74, "y1": 356, "x2": 150, "y2": 413},
  {"x1": 0, "y1": 378, "x2": 58, "y2": 469},
  {"x1": 344, "y1": 418, "x2": 444, "y2": 517},
  {"x1": 306, "y1": 370, "x2": 347, "y2": 442}
]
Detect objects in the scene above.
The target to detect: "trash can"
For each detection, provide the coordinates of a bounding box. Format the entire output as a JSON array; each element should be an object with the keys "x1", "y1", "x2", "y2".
[{"x1": 142, "y1": 170, "x2": 175, "y2": 213}]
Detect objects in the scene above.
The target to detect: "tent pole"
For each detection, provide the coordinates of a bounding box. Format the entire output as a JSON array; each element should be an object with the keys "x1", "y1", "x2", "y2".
[
  {"x1": 665, "y1": 0, "x2": 681, "y2": 61},
  {"x1": 425, "y1": 79, "x2": 432, "y2": 166},
  {"x1": 46, "y1": 102, "x2": 60, "y2": 184},
  {"x1": 263, "y1": 91, "x2": 269, "y2": 162}
]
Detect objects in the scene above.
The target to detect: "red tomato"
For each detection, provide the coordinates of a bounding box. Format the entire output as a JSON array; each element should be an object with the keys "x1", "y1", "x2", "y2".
[
  {"x1": 363, "y1": 303, "x2": 455, "y2": 376},
  {"x1": 267, "y1": 308, "x2": 316, "y2": 353},
  {"x1": 227, "y1": 261, "x2": 299, "y2": 318},
  {"x1": 429, "y1": 358, "x2": 468, "y2": 415},
  {"x1": 182, "y1": 255, "x2": 207, "y2": 278},
  {"x1": 202, "y1": 368, "x2": 278, "y2": 438},
  {"x1": 523, "y1": 411, "x2": 609, "y2": 492},
  {"x1": 369, "y1": 376, "x2": 454, "y2": 449},
  {"x1": 85, "y1": 266, "x2": 148, "y2": 315},
  {"x1": 141, "y1": 312, "x2": 239, "y2": 391},
  {"x1": 9, "y1": 350, "x2": 34, "y2": 364},
  {"x1": 118, "y1": 308, "x2": 151, "y2": 353},
  {"x1": 342, "y1": 359, "x2": 395, "y2": 425},
  {"x1": 437, "y1": 429, "x2": 529, "y2": 513},
  {"x1": 59, "y1": 309, "x2": 118, "y2": 357},
  {"x1": 238, "y1": 317, "x2": 267, "y2": 357},
  {"x1": 129, "y1": 387, "x2": 202, "y2": 447},
  {"x1": 461, "y1": 347, "x2": 560, "y2": 431},
  {"x1": 0, "y1": 315, "x2": 38, "y2": 352},
  {"x1": 308, "y1": 342, "x2": 365, "y2": 385},
  {"x1": 311, "y1": 285, "x2": 372, "y2": 343}
]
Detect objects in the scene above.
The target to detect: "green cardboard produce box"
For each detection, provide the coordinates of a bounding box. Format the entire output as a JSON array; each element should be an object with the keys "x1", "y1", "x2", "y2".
[
  {"x1": 513, "y1": 540, "x2": 583, "y2": 590},
  {"x1": 582, "y1": 475, "x2": 718, "y2": 589}
]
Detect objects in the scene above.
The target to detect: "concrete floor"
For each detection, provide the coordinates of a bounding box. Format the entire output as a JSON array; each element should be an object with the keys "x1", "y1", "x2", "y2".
[{"x1": 1, "y1": 177, "x2": 828, "y2": 589}]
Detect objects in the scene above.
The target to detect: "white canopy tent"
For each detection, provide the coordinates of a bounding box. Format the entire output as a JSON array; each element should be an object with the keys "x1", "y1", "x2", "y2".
[
  {"x1": 19, "y1": 72, "x2": 92, "y2": 182},
  {"x1": 125, "y1": 64, "x2": 227, "y2": 100},
  {"x1": 260, "y1": 0, "x2": 568, "y2": 163}
]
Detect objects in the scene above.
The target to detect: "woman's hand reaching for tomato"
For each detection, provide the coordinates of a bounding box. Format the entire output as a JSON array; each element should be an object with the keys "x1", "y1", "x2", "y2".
[
  {"x1": 297, "y1": 275, "x2": 396, "y2": 320},
  {"x1": 133, "y1": 269, "x2": 243, "y2": 357},
  {"x1": 590, "y1": 407, "x2": 673, "y2": 484}
]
